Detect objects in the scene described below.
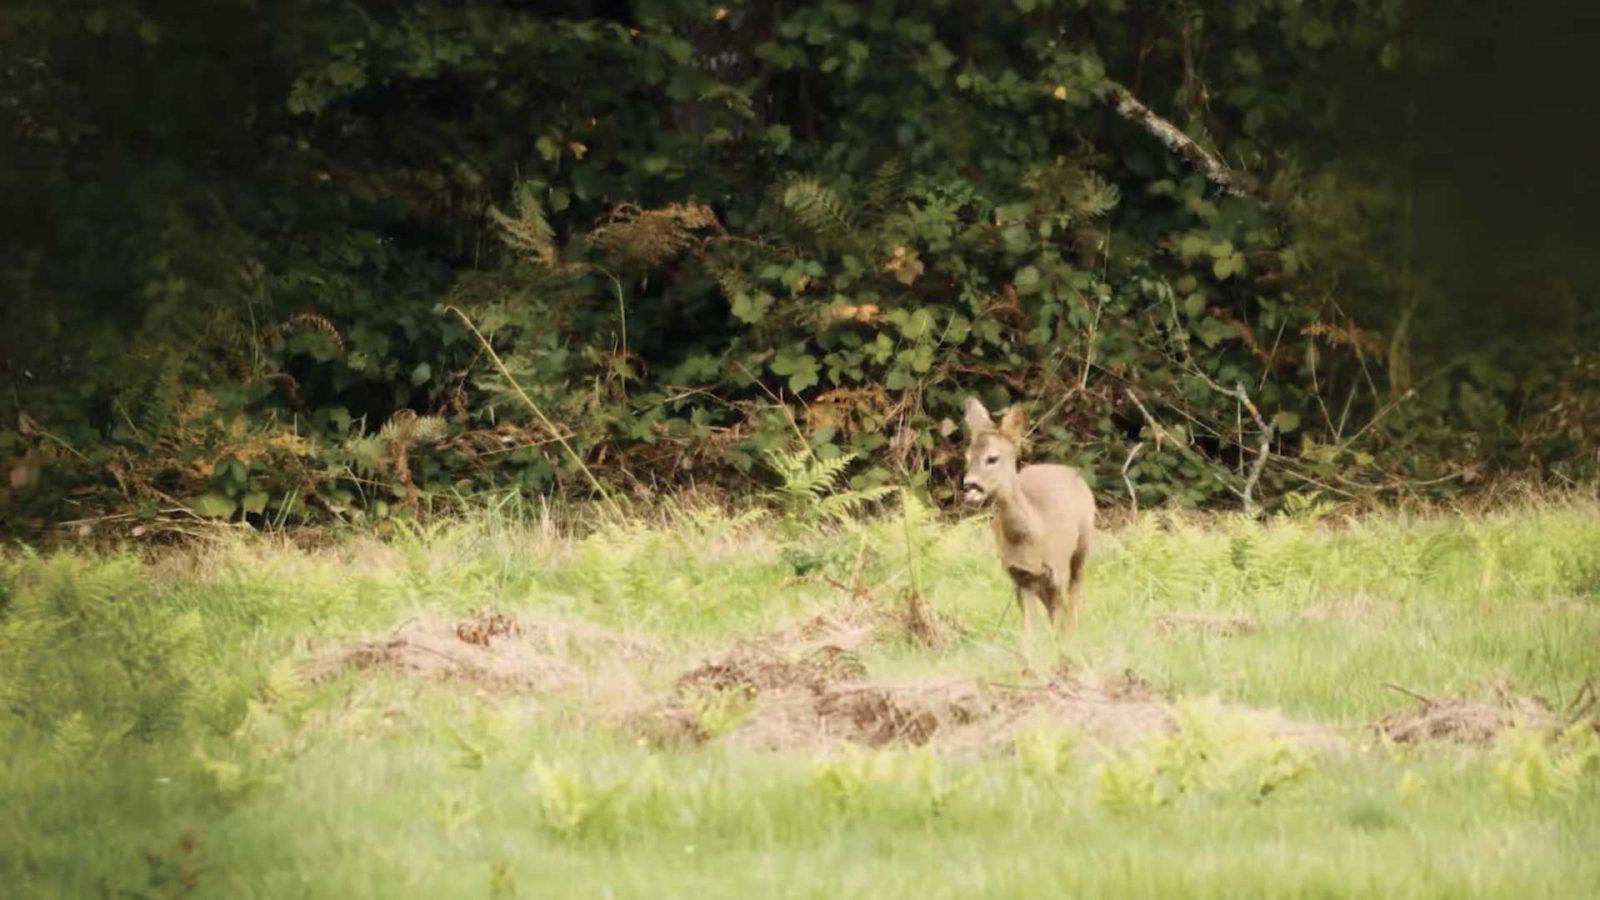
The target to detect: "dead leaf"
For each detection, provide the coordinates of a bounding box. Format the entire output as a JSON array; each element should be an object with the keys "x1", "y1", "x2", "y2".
[{"x1": 884, "y1": 246, "x2": 924, "y2": 286}]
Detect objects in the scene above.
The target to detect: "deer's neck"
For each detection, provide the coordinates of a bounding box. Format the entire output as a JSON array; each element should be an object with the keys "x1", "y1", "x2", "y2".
[{"x1": 992, "y1": 475, "x2": 1041, "y2": 543}]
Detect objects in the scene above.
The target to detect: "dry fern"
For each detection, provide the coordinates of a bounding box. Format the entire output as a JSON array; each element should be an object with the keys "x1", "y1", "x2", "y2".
[
  {"x1": 1302, "y1": 321, "x2": 1382, "y2": 356},
  {"x1": 587, "y1": 202, "x2": 721, "y2": 268},
  {"x1": 267, "y1": 312, "x2": 344, "y2": 351}
]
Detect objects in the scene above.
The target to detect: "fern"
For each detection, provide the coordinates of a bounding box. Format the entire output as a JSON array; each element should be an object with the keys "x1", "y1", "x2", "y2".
[
  {"x1": 864, "y1": 157, "x2": 909, "y2": 216},
  {"x1": 340, "y1": 412, "x2": 448, "y2": 501},
  {"x1": 50, "y1": 712, "x2": 99, "y2": 761},
  {"x1": 587, "y1": 201, "x2": 719, "y2": 269},
  {"x1": 489, "y1": 182, "x2": 559, "y2": 268},
  {"x1": 1023, "y1": 157, "x2": 1120, "y2": 224},
  {"x1": 0, "y1": 557, "x2": 206, "y2": 742},
  {"x1": 761, "y1": 447, "x2": 894, "y2": 523},
  {"x1": 1072, "y1": 170, "x2": 1121, "y2": 219},
  {"x1": 776, "y1": 177, "x2": 857, "y2": 236}
]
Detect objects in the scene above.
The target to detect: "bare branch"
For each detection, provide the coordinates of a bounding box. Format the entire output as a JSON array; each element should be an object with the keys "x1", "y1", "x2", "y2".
[
  {"x1": 1100, "y1": 81, "x2": 1247, "y2": 197},
  {"x1": 1136, "y1": 373, "x2": 1275, "y2": 512},
  {"x1": 1187, "y1": 373, "x2": 1273, "y2": 513},
  {"x1": 1121, "y1": 441, "x2": 1144, "y2": 515}
]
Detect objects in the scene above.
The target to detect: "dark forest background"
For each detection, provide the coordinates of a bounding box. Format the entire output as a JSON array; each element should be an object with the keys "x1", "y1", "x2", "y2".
[{"x1": 3, "y1": 0, "x2": 1597, "y2": 532}]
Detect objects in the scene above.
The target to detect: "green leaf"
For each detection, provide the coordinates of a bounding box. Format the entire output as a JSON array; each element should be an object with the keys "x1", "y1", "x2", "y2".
[
  {"x1": 241, "y1": 491, "x2": 270, "y2": 515},
  {"x1": 764, "y1": 125, "x2": 793, "y2": 153},
  {"x1": 770, "y1": 348, "x2": 820, "y2": 394},
  {"x1": 1196, "y1": 318, "x2": 1234, "y2": 348},
  {"x1": 731, "y1": 292, "x2": 773, "y2": 324},
  {"x1": 188, "y1": 494, "x2": 238, "y2": 519},
  {"x1": 1212, "y1": 253, "x2": 1244, "y2": 281},
  {"x1": 1002, "y1": 224, "x2": 1031, "y2": 254},
  {"x1": 1274, "y1": 411, "x2": 1301, "y2": 433},
  {"x1": 897, "y1": 309, "x2": 935, "y2": 340},
  {"x1": 1014, "y1": 265, "x2": 1041, "y2": 294},
  {"x1": 411, "y1": 362, "x2": 432, "y2": 386}
]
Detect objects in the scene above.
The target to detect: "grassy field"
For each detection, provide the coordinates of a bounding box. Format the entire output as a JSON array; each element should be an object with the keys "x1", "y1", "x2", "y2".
[{"x1": 3, "y1": 494, "x2": 1599, "y2": 898}]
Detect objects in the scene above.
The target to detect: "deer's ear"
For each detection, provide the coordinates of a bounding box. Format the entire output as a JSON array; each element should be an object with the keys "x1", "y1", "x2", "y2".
[
  {"x1": 998, "y1": 405, "x2": 1027, "y2": 442},
  {"x1": 962, "y1": 397, "x2": 994, "y2": 434}
]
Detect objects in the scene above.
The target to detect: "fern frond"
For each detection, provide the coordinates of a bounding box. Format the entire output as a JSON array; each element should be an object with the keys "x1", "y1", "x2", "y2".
[
  {"x1": 51, "y1": 712, "x2": 98, "y2": 761},
  {"x1": 1073, "y1": 171, "x2": 1121, "y2": 219},
  {"x1": 801, "y1": 454, "x2": 853, "y2": 499},
  {"x1": 587, "y1": 202, "x2": 720, "y2": 269},
  {"x1": 777, "y1": 177, "x2": 857, "y2": 234},
  {"x1": 378, "y1": 412, "x2": 448, "y2": 448},
  {"x1": 1023, "y1": 158, "x2": 1120, "y2": 223},
  {"x1": 489, "y1": 183, "x2": 558, "y2": 268},
  {"x1": 342, "y1": 435, "x2": 388, "y2": 476},
  {"x1": 760, "y1": 447, "x2": 889, "y2": 523},
  {"x1": 865, "y1": 157, "x2": 909, "y2": 216},
  {"x1": 817, "y1": 484, "x2": 895, "y2": 521}
]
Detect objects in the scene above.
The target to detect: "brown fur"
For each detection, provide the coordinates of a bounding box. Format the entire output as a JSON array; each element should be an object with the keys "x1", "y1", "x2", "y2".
[{"x1": 961, "y1": 398, "x2": 1096, "y2": 646}]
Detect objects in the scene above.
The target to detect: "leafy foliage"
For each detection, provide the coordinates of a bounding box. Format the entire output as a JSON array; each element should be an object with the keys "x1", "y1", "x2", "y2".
[{"x1": 1, "y1": 0, "x2": 1595, "y2": 533}]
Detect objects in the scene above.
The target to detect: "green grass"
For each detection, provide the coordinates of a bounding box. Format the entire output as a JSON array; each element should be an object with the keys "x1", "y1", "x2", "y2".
[{"x1": 2, "y1": 495, "x2": 1599, "y2": 898}]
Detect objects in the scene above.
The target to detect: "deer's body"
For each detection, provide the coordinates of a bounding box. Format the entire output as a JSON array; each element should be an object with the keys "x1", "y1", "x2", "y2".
[{"x1": 962, "y1": 399, "x2": 1096, "y2": 646}]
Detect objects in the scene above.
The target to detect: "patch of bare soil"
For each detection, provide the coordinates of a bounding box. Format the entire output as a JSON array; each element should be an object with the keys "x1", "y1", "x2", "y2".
[
  {"x1": 636, "y1": 606, "x2": 1339, "y2": 755},
  {"x1": 304, "y1": 608, "x2": 655, "y2": 692},
  {"x1": 1372, "y1": 685, "x2": 1560, "y2": 744},
  {"x1": 1148, "y1": 613, "x2": 1257, "y2": 637}
]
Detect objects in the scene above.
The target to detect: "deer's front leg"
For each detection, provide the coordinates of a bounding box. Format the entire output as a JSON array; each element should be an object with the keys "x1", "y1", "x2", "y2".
[{"x1": 1014, "y1": 582, "x2": 1037, "y2": 652}]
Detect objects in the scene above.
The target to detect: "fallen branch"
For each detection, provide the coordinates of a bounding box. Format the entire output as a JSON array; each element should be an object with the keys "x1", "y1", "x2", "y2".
[{"x1": 1100, "y1": 81, "x2": 1247, "y2": 197}]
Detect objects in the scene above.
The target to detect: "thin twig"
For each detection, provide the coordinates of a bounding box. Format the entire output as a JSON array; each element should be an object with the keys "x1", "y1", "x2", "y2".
[
  {"x1": 594, "y1": 266, "x2": 630, "y2": 395},
  {"x1": 1121, "y1": 441, "x2": 1144, "y2": 515},
  {"x1": 1124, "y1": 390, "x2": 1162, "y2": 449},
  {"x1": 736, "y1": 362, "x2": 815, "y2": 460},
  {"x1": 1189, "y1": 372, "x2": 1274, "y2": 513},
  {"x1": 1382, "y1": 681, "x2": 1437, "y2": 706},
  {"x1": 444, "y1": 305, "x2": 621, "y2": 518}
]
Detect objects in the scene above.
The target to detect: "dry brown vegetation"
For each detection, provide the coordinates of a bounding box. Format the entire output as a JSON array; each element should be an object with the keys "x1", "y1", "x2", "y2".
[{"x1": 303, "y1": 603, "x2": 1368, "y2": 757}]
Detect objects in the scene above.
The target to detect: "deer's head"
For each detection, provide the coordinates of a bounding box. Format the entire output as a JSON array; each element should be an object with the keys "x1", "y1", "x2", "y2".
[{"x1": 961, "y1": 397, "x2": 1025, "y2": 506}]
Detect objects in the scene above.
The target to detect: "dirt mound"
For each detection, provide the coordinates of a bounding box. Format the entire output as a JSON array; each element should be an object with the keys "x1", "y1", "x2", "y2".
[
  {"x1": 638, "y1": 608, "x2": 1338, "y2": 755},
  {"x1": 304, "y1": 609, "x2": 653, "y2": 692},
  {"x1": 1373, "y1": 688, "x2": 1559, "y2": 744}
]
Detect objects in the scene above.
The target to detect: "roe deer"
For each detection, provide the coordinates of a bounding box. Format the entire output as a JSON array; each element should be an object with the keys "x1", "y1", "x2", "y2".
[{"x1": 961, "y1": 397, "x2": 1096, "y2": 648}]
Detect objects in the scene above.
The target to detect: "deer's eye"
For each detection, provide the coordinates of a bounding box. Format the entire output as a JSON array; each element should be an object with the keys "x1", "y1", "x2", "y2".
[{"x1": 985, "y1": 455, "x2": 1000, "y2": 465}]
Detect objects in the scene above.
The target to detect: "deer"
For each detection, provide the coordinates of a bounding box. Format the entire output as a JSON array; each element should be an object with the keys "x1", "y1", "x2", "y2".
[{"x1": 960, "y1": 397, "x2": 1096, "y2": 652}]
